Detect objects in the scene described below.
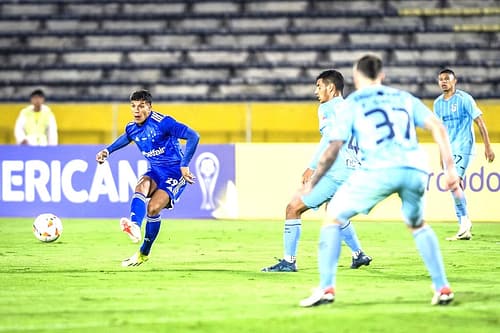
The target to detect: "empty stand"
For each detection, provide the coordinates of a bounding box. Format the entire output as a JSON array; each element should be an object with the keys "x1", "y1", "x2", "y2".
[{"x1": 0, "y1": 0, "x2": 498, "y2": 101}]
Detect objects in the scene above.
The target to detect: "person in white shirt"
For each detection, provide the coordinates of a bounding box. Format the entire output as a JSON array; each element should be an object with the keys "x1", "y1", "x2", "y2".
[{"x1": 15, "y1": 89, "x2": 58, "y2": 146}]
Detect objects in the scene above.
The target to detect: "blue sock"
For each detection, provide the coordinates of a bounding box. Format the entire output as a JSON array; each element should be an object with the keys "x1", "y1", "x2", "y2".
[
  {"x1": 140, "y1": 215, "x2": 161, "y2": 256},
  {"x1": 413, "y1": 225, "x2": 449, "y2": 290},
  {"x1": 283, "y1": 219, "x2": 301, "y2": 261},
  {"x1": 340, "y1": 220, "x2": 362, "y2": 254},
  {"x1": 318, "y1": 224, "x2": 341, "y2": 290},
  {"x1": 130, "y1": 192, "x2": 147, "y2": 227},
  {"x1": 451, "y1": 190, "x2": 468, "y2": 224}
]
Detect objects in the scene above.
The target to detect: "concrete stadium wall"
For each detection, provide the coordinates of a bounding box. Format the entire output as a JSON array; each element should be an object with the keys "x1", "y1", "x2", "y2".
[{"x1": 1, "y1": 100, "x2": 500, "y2": 144}]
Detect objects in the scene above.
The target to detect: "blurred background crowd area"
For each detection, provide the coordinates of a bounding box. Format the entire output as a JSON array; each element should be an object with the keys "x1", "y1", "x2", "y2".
[{"x1": 1, "y1": 0, "x2": 499, "y2": 144}]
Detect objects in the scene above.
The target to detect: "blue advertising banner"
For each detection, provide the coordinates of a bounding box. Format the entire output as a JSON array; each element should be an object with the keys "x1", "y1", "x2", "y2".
[{"x1": 0, "y1": 145, "x2": 235, "y2": 219}]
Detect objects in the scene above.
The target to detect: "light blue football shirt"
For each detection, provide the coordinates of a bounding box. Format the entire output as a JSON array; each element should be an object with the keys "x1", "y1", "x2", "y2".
[
  {"x1": 309, "y1": 96, "x2": 360, "y2": 181},
  {"x1": 330, "y1": 85, "x2": 433, "y2": 172},
  {"x1": 433, "y1": 89, "x2": 481, "y2": 155}
]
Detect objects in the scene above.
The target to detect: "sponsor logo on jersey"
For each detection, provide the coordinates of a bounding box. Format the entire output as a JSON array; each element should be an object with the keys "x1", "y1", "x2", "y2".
[{"x1": 143, "y1": 147, "x2": 165, "y2": 158}]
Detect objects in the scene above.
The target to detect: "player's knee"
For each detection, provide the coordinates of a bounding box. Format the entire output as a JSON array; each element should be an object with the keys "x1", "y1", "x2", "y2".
[
  {"x1": 286, "y1": 200, "x2": 307, "y2": 218},
  {"x1": 286, "y1": 202, "x2": 298, "y2": 215},
  {"x1": 147, "y1": 203, "x2": 162, "y2": 216},
  {"x1": 135, "y1": 183, "x2": 149, "y2": 195},
  {"x1": 407, "y1": 217, "x2": 424, "y2": 229}
]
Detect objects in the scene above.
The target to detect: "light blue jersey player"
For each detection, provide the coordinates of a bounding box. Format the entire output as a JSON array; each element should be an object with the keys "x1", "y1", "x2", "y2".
[
  {"x1": 434, "y1": 69, "x2": 495, "y2": 241},
  {"x1": 299, "y1": 55, "x2": 459, "y2": 307},
  {"x1": 434, "y1": 89, "x2": 480, "y2": 166},
  {"x1": 262, "y1": 70, "x2": 371, "y2": 273},
  {"x1": 96, "y1": 90, "x2": 200, "y2": 267}
]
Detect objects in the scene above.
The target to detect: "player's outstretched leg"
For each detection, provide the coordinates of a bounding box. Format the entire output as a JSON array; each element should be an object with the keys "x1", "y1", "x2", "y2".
[
  {"x1": 121, "y1": 215, "x2": 161, "y2": 267},
  {"x1": 120, "y1": 217, "x2": 142, "y2": 243},
  {"x1": 120, "y1": 192, "x2": 147, "y2": 243}
]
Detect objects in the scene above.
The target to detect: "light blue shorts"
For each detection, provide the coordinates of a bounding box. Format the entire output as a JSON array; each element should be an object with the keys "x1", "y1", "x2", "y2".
[
  {"x1": 301, "y1": 176, "x2": 344, "y2": 210},
  {"x1": 453, "y1": 153, "x2": 472, "y2": 179},
  {"x1": 326, "y1": 167, "x2": 428, "y2": 227}
]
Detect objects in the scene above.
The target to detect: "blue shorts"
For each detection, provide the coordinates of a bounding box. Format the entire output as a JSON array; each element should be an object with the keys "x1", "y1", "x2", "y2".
[
  {"x1": 144, "y1": 166, "x2": 187, "y2": 209},
  {"x1": 326, "y1": 167, "x2": 428, "y2": 227},
  {"x1": 453, "y1": 153, "x2": 472, "y2": 179},
  {"x1": 302, "y1": 176, "x2": 344, "y2": 210}
]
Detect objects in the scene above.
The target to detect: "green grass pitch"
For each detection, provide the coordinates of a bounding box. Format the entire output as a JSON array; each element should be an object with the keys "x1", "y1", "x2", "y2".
[{"x1": 0, "y1": 218, "x2": 499, "y2": 333}]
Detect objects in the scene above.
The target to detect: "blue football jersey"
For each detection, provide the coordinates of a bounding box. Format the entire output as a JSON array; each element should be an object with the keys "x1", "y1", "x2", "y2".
[
  {"x1": 309, "y1": 97, "x2": 360, "y2": 181},
  {"x1": 331, "y1": 85, "x2": 432, "y2": 172},
  {"x1": 433, "y1": 89, "x2": 481, "y2": 155},
  {"x1": 122, "y1": 111, "x2": 189, "y2": 168}
]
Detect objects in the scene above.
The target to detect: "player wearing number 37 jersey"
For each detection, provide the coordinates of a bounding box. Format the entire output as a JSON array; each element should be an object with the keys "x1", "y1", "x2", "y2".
[{"x1": 299, "y1": 54, "x2": 458, "y2": 307}]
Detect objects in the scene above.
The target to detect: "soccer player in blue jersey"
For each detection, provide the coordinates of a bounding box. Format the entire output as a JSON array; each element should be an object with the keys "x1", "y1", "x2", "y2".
[
  {"x1": 434, "y1": 69, "x2": 495, "y2": 241},
  {"x1": 261, "y1": 70, "x2": 371, "y2": 272},
  {"x1": 95, "y1": 89, "x2": 200, "y2": 267},
  {"x1": 299, "y1": 54, "x2": 458, "y2": 307}
]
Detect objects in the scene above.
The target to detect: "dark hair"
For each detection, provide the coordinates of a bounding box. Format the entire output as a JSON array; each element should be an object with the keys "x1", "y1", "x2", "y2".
[
  {"x1": 438, "y1": 68, "x2": 456, "y2": 78},
  {"x1": 30, "y1": 89, "x2": 45, "y2": 98},
  {"x1": 355, "y1": 54, "x2": 383, "y2": 80},
  {"x1": 130, "y1": 89, "x2": 152, "y2": 104},
  {"x1": 316, "y1": 69, "x2": 344, "y2": 94}
]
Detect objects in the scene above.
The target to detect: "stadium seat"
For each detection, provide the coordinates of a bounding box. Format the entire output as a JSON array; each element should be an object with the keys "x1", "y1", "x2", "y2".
[
  {"x1": 245, "y1": 1, "x2": 309, "y2": 13},
  {"x1": 207, "y1": 34, "x2": 270, "y2": 47},
  {"x1": 1, "y1": 3, "x2": 57, "y2": 15},
  {"x1": 128, "y1": 51, "x2": 183, "y2": 64},
  {"x1": 46, "y1": 20, "x2": 100, "y2": 31},
  {"x1": 188, "y1": 51, "x2": 249, "y2": 64},
  {"x1": 122, "y1": 3, "x2": 187, "y2": 14},
  {"x1": 192, "y1": 1, "x2": 240, "y2": 13},
  {"x1": 63, "y1": 52, "x2": 123, "y2": 64},
  {"x1": 0, "y1": 0, "x2": 498, "y2": 101}
]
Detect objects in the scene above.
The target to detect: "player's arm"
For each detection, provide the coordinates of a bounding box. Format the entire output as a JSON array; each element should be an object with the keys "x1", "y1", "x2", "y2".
[
  {"x1": 160, "y1": 116, "x2": 200, "y2": 184},
  {"x1": 304, "y1": 134, "x2": 331, "y2": 184},
  {"x1": 308, "y1": 139, "x2": 344, "y2": 188},
  {"x1": 473, "y1": 115, "x2": 495, "y2": 162},
  {"x1": 432, "y1": 99, "x2": 445, "y2": 170},
  {"x1": 96, "y1": 133, "x2": 131, "y2": 164},
  {"x1": 179, "y1": 127, "x2": 200, "y2": 184}
]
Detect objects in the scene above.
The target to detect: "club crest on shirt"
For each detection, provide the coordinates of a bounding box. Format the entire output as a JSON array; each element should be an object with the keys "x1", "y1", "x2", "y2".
[{"x1": 451, "y1": 104, "x2": 458, "y2": 112}]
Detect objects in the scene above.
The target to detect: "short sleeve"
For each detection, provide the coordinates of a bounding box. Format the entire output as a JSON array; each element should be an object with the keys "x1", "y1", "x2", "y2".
[
  {"x1": 464, "y1": 94, "x2": 482, "y2": 120},
  {"x1": 412, "y1": 95, "x2": 433, "y2": 129},
  {"x1": 327, "y1": 100, "x2": 353, "y2": 142}
]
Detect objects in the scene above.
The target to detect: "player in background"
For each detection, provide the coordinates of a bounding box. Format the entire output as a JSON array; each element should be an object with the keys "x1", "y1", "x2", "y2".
[
  {"x1": 261, "y1": 70, "x2": 371, "y2": 272},
  {"x1": 433, "y1": 69, "x2": 495, "y2": 241},
  {"x1": 96, "y1": 89, "x2": 200, "y2": 267},
  {"x1": 299, "y1": 54, "x2": 457, "y2": 307}
]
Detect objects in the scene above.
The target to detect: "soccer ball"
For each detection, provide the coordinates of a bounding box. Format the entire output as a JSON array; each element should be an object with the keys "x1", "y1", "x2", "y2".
[{"x1": 33, "y1": 213, "x2": 63, "y2": 242}]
